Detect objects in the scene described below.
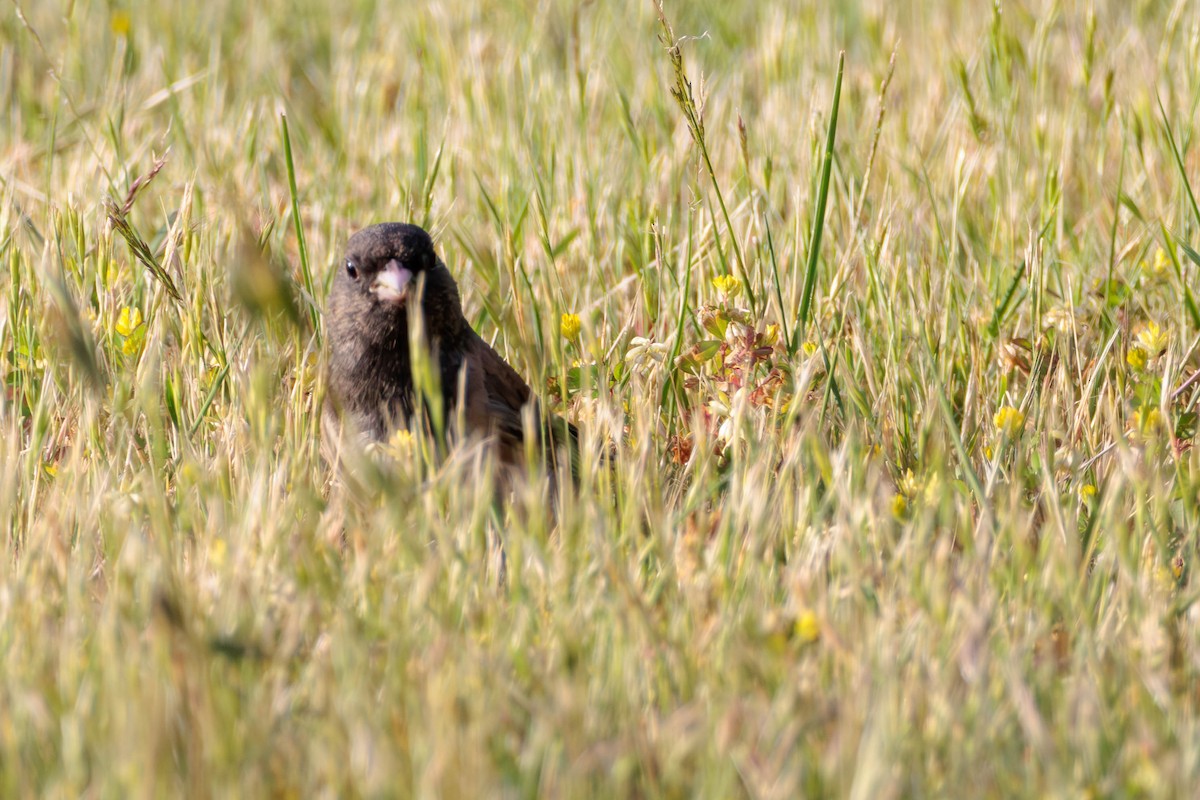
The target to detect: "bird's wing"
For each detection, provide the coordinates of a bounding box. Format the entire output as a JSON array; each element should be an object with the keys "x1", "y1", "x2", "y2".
[
  {"x1": 461, "y1": 332, "x2": 579, "y2": 477},
  {"x1": 458, "y1": 332, "x2": 532, "y2": 462},
  {"x1": 473, "y1": 332, "x2": 533, "y2": 415}
]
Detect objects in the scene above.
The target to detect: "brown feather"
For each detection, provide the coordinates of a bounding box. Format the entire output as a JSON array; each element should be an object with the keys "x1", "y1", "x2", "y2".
[{"x1": 325, "y1": 222, "x2": 579, "y2": 483}]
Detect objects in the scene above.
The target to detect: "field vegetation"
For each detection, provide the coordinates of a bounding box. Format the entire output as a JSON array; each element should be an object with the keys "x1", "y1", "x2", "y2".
[{"x1": 3, "y1": 0, "x2": 1200, "y2": 795}]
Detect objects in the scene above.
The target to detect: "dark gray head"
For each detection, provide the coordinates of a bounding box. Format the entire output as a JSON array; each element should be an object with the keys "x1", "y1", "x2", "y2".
[{"x1": 328, "y1": 222, "x2": 465, "y2": 351}]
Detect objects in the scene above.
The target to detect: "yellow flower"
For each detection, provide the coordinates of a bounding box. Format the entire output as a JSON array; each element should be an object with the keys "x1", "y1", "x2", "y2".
[
  {"x1": 891, "y1": 494, "x2": 908, "y2": 519},
  {"x1": 115, "y1": 306, "x2": 143, "y2": 337},
  {"x1": 115, "y1": 306, "x2": 146, "y2": 357},
  {"x1": 994, "y1": 406, "x2": 1026, "y2": 437},
  {"x1": 385, "y1": 428, "x2": 416, "y2": 458},
  {"x1": 897, "y1": 468, "x2": 920, "y2": 498},
  {"x1": 209, "y1": 538, "x2": 227, "y2": 568},
  {"x1": 1080, "y1": 484, "x2": 1097, "y2": 500},
  {"x1": 801, "y1": 340, "x2": 817, "y2": 357},
  {"x1": 559, "y1": 312, "x2": 581, "y2": 342},
  {"x1": 366, "y1": 428, "x2": 417, "y2": 463},
  {"x1": 711, "y1": 274, "x2": 741, "y2": 299},
  {"x1": 1151, "y1": 247, "x2": 1169, "y2": 278},
  {"x1": 1132, "y1": 406, "x2": 1161, "y2": 435},
  {"x1": 110, "y1": 10, "x2": 131, "y2": 37},
  {"x1": 794, "y1": 609, "x2": 820, "y2": 643},
  {"x1": 762, "y1": 323, "x2": 781, "y2": 346},
  {"x1": 1135, "y1": 322, "x2": 1168, "y2": 356},
  {"x1": 1126, "y1": 347, "x2": 1146, "y2": 372}
]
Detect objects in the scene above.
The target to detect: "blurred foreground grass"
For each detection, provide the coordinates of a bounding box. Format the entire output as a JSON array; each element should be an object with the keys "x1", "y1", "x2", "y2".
[{"x1": 3, "y1": 0, "x2": 1200, "y2": 796}]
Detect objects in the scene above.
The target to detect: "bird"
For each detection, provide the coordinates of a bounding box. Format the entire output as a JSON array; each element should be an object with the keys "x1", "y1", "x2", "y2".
[{"x1": 323, "y1": 222, "x2": 578, "y2": 483}]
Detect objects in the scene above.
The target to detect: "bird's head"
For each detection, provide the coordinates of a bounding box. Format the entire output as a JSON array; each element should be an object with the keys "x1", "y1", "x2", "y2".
[{"x1": 329, "y1": 222, "x2": 465, "y2": 348}]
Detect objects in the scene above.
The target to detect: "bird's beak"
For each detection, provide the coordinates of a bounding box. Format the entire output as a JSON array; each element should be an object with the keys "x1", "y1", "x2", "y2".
[{"x1": 370, "y1": 259, "x2": 413, "y2": 305}]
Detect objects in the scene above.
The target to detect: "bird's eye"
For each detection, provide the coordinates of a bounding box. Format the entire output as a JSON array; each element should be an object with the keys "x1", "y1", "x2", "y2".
[{"x1": 345, "y1": 260, "x2": 358, "y2": 280}]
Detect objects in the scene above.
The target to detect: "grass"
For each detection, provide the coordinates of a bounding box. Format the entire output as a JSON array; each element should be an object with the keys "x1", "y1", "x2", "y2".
[{"x1": 3, "y1": 0, "x2": 1200, "y2": 796}]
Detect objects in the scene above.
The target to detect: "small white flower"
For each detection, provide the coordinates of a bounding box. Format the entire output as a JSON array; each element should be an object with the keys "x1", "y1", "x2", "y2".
[
  {"x1": 625, "y1": 336, "x2": 670, "y2": 375},
  {"x1": 725, "y1": 321, "x2": 752, "y2": 347},
  {"x1": 707, "y1": 398, "x2": 731, "y2": 419},
  {"x1": 711, "y1": 388, "x2": 751, "y2": 449},
  {"x1": 1041, "y1": 306, "x2": 1078, "y2": 333}
]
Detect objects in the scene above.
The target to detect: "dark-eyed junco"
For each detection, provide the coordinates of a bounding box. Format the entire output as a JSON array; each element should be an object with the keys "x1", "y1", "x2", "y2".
[{"x1": 323, "y1": 222, "x2": 577, "y2": 481}]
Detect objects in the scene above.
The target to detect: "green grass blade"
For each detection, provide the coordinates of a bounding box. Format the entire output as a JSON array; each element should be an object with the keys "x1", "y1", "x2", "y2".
[
  {"x1": 792, "y1": 51, "x2": 844, "y2": 354},
  {"x1": 1158, "y1": 93, "x2": 1200, "y2": 230},
  {"x1": 1167, "y1": 226, "x2": 1200, "y2": 330},
  {"x1": 281, "y1": 113, "x2": 320, "y2": 334}
]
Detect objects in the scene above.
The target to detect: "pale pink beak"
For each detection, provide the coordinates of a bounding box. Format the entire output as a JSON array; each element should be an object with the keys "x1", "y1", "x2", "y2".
[{"x1": 370, "y1": 259, "x2": 413, "y2": 304}]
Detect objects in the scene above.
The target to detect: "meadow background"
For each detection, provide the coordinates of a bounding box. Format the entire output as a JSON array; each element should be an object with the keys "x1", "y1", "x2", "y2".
[{"x1": 3, "y1": 0, "x2": 1200, "y2": 796}]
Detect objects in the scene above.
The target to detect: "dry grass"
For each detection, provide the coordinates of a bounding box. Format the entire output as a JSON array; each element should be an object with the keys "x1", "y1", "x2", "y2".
[{"x1": 3, "y1": 0, "x2": 1200, "y2": 796}]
